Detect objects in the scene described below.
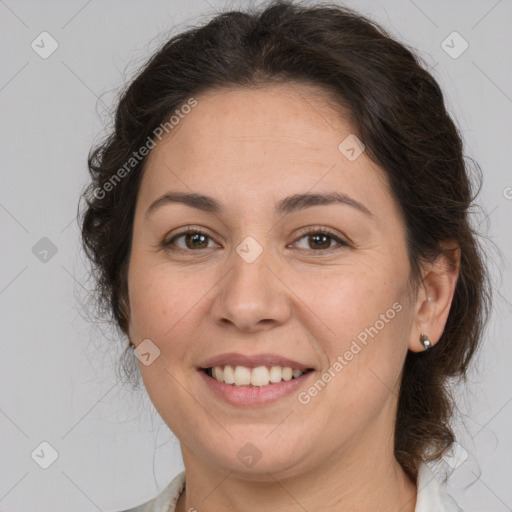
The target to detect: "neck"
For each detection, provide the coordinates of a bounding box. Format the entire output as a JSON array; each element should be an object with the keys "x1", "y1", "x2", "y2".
[{"x1": 176, "y1": 440, "x2": 417, "y2": 512}]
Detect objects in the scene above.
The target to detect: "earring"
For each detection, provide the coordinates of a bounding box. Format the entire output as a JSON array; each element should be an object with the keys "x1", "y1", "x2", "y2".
[{"x1": 420, "y1": 333, "x2": 432, "y2": 351}]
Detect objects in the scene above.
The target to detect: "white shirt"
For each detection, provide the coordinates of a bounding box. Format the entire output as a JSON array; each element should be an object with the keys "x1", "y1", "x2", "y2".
[{"x1": 123, "y1": 461, "x2": 463, "y2": 511}]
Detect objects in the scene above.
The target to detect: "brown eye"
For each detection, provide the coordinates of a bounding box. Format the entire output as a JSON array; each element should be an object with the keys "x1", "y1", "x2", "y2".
[
  {"x1": 162, "y1": 226, "x2": 348, "y2": 254},
  {"x1": 293, "y1": 228, "x2": 349, "y2": 252},
  {"x1": 307, "y1": 233, "x2": 332, "y2": 250},
  {"x1": 182, "y1": 232, "x2": 209, "y2": 249},
  {"x1": 164, "y1": 229, "x2": 216, "y2": 251}
]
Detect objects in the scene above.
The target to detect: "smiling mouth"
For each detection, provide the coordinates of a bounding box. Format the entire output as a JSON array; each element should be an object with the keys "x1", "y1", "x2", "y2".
[{"x1": 203, "y1": 365, "x2": 314, "y2": 387}]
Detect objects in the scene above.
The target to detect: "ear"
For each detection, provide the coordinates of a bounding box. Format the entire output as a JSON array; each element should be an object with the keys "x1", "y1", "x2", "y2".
[{"x1": 408, "y1": 240, "x2": 460, "y2": 352}]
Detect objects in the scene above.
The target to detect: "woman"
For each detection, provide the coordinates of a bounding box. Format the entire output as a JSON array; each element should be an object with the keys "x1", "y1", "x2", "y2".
[{"x1": 80, "y1": 1, "x2": 491, "y2": 510}]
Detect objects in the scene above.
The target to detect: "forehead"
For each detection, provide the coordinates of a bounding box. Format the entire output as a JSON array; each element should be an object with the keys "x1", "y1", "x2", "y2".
[
  {"x1": 161, "y1": 84, "x2": 351, "y2": 158},
  {"x1": 138, "y1": 84, "x2": 396, "y2": 222}
]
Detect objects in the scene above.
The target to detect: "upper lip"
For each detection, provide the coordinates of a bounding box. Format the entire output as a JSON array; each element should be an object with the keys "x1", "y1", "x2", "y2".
[{"x1": 199, "y1": 352, "x2": 313, "y2": 370}]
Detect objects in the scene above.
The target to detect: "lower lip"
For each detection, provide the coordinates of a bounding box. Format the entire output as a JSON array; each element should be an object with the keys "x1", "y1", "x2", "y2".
[{"x1": 199, "y1": 370, "x2": 314, "y2": 406}]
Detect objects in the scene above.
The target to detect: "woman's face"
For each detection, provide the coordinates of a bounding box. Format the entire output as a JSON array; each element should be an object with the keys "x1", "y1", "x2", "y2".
[{"x1": 127, "y1": 84, "x2": 422, "y2": 479}]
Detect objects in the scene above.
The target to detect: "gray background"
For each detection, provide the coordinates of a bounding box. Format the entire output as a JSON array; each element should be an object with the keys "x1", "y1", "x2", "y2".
[{"x1": 1, "y1": 0, "x2": 511, "y2": 510}]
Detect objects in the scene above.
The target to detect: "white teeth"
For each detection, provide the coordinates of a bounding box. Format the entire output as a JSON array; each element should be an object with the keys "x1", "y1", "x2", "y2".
[
  {"x1": 234, "y1": 365, "x2": 251, "y2": 386},
  {"x1": 269, "y1": 365, "x2": 282, "y2": 383},
  {"x1": 208, "y1": 364, "x2": 308, "y2": 386},
  {"x1": 292, "y1": 369, "x2": 303, "y2": 379},
  {"x1": 223, "y1": 364, "x2": 235, "y2": 384},
  {"x1": 250, "y1": 366, "x2": 270, "y2": 387},
  {"x1": 212, "y1": 366, "x2": 224, "y2": 383},
  {"x1": 282, "y1": 367, "x2": 293, "y2": 381}
]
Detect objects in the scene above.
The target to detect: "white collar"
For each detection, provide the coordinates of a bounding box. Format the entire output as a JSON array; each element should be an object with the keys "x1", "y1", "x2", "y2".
[{"x1": 415, "y1": 461, "x2": 463, "y2": 511}]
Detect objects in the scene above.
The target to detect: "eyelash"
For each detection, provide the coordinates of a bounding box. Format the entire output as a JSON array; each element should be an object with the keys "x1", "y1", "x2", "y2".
[{"x1": 162, "y1": 226, "x2": 349, "y2": 253}]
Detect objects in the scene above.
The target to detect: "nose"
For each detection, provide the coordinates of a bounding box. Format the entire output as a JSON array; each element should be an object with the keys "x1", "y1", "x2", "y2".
[{"x1": 211, "y1": 245, "x2": 292, "y2": 333}]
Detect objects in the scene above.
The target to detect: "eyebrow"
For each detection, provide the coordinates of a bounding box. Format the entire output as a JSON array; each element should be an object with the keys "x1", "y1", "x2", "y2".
[{"x1": 145, "y1": 191, "x2": 373, "y2": 218}]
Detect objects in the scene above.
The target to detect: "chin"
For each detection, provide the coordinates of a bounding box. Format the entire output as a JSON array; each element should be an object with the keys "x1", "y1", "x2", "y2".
[{"x1": 194, "y1": 431, "x2": 312, "y2": 479}]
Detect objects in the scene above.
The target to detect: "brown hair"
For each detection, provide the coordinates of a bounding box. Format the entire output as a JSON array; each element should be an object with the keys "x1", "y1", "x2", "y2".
[{"x1": 79, "y1": 0, "x2": 492, "y2": 481}]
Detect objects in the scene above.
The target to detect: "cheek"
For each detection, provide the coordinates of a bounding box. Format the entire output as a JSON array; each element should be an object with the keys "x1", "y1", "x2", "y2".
[
  {"x1": 127, "y1": 257, "x2": 185, "y2": 338},
  {"x1": 127, "y1": 258, "x2": 216, "y2": 362},
  {"x1": 292, "y1": 260, "x2": 409, "y2": 400},
  {"x1": 293, "y1": 259, "x2": 405, "y2": 346}
]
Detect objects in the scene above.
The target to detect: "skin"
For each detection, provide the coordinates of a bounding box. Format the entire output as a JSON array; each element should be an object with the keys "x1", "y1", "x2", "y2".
[{"x1": 126, "y1": 84, "x2": 460, "y2": 512}]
